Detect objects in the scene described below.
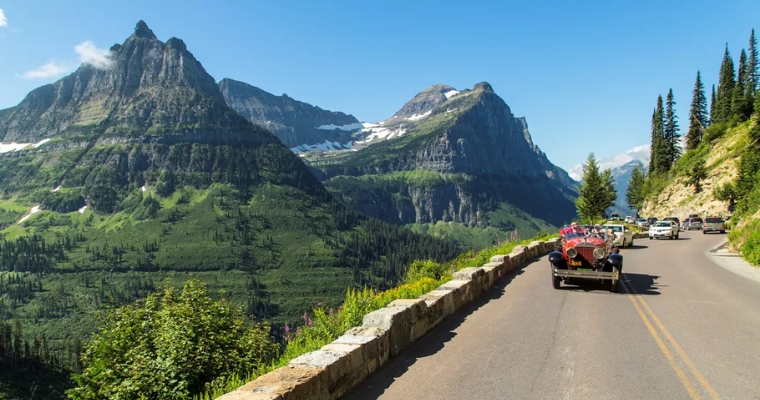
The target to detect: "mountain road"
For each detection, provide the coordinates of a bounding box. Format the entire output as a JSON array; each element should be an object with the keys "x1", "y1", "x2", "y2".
[{"x1": 343, "y1": 231, "x2": 760, "y2": 400}]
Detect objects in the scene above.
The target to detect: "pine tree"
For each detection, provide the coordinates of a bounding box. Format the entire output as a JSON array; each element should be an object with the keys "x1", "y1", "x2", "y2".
[
  {"x1": 575, "y1": 153, "x2": 616, "y2": 224},
  {"x1": 709, "y1": 84, "x2": 717, "y2": 124},
  {"x1": 652, "y1": 95, "x2": 668, "y2": 173},
  {"x1": 664, "y1": 89, "x2": 681, "y2": 168},
  {"x1": 733, "y1": 49, "x2": 750, "y2": 120},
  {"x1": 715, "y1": 44, "x2": 736, "y2": 124},
  {"x1": 749, "y1": 29, "x2": 759, "y2": 91},
  {"x1": 686, "y1": 72, "x2": 708, "y2": 150},
  {"x1": 626, "y1": 162, "x2": 647, "y2": 212},
  {"x1": 649, "y1": 108, "x2": 660, "y2": 173}
]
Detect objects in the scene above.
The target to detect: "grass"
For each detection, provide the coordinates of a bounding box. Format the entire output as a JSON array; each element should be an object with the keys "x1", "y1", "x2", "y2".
[{"x1": 199, "y1": 232, "x2": 556, "y2": 400}]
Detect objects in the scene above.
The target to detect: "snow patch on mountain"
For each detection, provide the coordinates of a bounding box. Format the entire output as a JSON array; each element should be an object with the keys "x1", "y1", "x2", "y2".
[
  {"x1": 290, "y1": 140, "x2": 354, "y2": 152},
  {"x1": 316, "y1": 123, "x2": 363, "y2": 131},
  {"x1": 444, "y1": 90, "x2": 459, "y2": 99},
  {"x1": 407, "y1": 111, "x2": 432, "y2": 121},
  {"x1": 18, "y1": 205, "x2": 41, "y2": 225},
  {"x1": 0, "y1": 138, "x2": 52, "y2": 154},
  {"x1": 568, "y1": 145, "x2": 650, "y2": 181}
]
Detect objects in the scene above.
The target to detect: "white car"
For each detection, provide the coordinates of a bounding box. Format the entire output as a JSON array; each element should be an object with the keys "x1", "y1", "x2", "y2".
[
  {"x1": 649, "y1": 220, "x2": 680, "y2": 240},
  {"x1": 624, "y1": 216, "x2": 636, "y2": 224},
  {"x1": 600, "y1": 224, "x2": 634, "y2": 247}
]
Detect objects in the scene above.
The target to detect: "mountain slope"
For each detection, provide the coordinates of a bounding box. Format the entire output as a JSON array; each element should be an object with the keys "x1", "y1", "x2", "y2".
[
  {"x1": 303, "y1": 82, "x2": 578, "y2": 243},
  {"x1": 219, "y1": 78, "x2": 362, "y2": 149},
  {"x1": 610, "y1": 160, "x2": 647, "y2": 217},
  {"x1": 0, "y1": 20, "x2": 461, "y2": 386}
]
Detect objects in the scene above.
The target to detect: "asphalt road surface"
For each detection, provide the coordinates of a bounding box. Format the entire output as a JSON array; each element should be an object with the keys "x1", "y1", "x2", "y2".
[{"x1": 343, "y1": 231, "x2": 760, "y2": 400}]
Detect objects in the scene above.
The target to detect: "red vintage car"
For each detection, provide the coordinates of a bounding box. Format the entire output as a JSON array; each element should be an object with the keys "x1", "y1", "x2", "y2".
[{"x1": 549, "y1": 232, "x2": 624, "y2": 292}]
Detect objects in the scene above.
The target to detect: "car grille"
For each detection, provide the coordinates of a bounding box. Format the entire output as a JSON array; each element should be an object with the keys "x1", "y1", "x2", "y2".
[{"x1": 576, "y1": 247, "x2": 596, "y2": 263}]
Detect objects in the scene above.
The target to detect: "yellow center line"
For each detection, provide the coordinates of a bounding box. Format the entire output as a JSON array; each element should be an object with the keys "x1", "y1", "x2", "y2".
[
  {"x1": 624, "y1": 279, "x2": 722, "y2": 400},
  {"x1": 621, "y1": 279, "x2": 702, "y2": 399}
]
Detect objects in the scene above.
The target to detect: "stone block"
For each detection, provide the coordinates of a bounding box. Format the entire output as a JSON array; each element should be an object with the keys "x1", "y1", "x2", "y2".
[
  {"x1": 479, "y1": 265, "x2": 497, "y2": 287},
  {"x1": 362, "y1": 306, "x2": 412, "y2": 357},
  {"x1": 453, "y1": 267, "x2": 484, "y2": 281},
  {"x1": 342, "y1": 327, "x2": 389, "y2": 371},
  {"x1": 437, "y1": 279, "x2": 473, "y2": 310},
  {"x1": 489, "y1": 254, "x2": 508, "y2": 264},
  {"x1": 320, "y1": 343, "x2": 367, "y2": 395},
  {"x1": 289, "y1": 350, "x2": 352, "y2": 396},
  {"x1": 419, "y1": 289, "x2": 455, "y2": 326},
  {"x1": 389, "y1": 298, "x2": 428, "y2": 324},
  {"x1": 224, "y1": 365, "x2": 328, "y2": 400},
  {"x1": 510, "y1": 246, "x2": 526, "y2": 265},
  {"x1": 527, "y1": 241, "x2": 542, "y2": 257}
]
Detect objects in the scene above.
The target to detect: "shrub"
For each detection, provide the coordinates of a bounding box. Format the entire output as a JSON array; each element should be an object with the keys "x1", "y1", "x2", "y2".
[
  {"x1": 405, "y1": 259, "x2": 449, "y2": 282},
  {"x1": 68, "y1": 280, "x2": 279, "y2": 400}
]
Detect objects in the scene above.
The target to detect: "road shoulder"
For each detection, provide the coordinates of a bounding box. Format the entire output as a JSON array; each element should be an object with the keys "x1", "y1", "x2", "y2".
[{"x1": 704, "y1": 237, "x2": 760, "y2": 284}]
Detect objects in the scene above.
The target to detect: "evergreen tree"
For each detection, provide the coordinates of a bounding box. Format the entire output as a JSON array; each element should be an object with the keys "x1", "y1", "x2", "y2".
[
  {"x1": 715, "y1": 44, "x2": 736, "y2": 124},
  {"x1": 664, "y1": 89, "x2": 681, "y2": 168},
  {"x1": 651, "y1": 95, "x2": 668, "y2": 173},
  {"x1": 709, "y1": 84, "x2": 717, "y2": 124},
  {"x1": 749, "y1": 29, "x2": 758, "y2": 91},
  {"x1": 733, "y1": 49, "x2": 751, "y2": 120},
  {"x1": 686, "y1": 71, "x2": 708, "y2": 150},
  {"x1": 575, "y1": 153, "x2": 616, "y2": 224},
  {"x1": 626, "y1": 162, "x2": 647, "y2": 213}
]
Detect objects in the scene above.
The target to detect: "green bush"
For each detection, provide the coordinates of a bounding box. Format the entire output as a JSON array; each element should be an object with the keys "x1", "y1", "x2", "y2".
[
  {"x1": 67, "y1": 280, "x2": 279, "y2": 400},
  {"x1": 405, "y1": 259, "x2": 450, "y2": 282}
]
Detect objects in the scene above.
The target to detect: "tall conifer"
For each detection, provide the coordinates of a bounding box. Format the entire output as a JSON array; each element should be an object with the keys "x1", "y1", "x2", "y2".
[
  {"x1": 733, "y1": 49, "x2": 750, "y2": 119},
  {"x1": 686, "y1": 71, "x2": 708, "y2": 150},
  {"x1": 709, "y1": 84, "x2": 716, "y2": 124},
  {"x1": 664, "y1": 89, "x2": 681, "y2": 168},
  {"x1": 650, "y1": 95, "x2": 667, "y2": 174},
  {"x1": 748, "y1": 29, "x2": 758, "y2": 91},
  {"x1": 715, "y1": 44, "x2": 735, "y2": 124}
]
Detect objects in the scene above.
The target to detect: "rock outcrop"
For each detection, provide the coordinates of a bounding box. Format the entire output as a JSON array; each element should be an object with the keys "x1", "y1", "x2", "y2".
[{"x1": 219, "y1": 78, "x2": 362, "y2": 148}]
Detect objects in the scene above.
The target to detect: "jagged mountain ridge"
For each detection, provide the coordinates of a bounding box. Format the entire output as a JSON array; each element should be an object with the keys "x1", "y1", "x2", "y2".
[
  {"x1": 305, "y1": 82, "x2": 578, "y2": 232},
  {"x1": 219, "y1": 78, "x2": 363, "y2": 148},
  {"x1": 0, "y1": 21, "x2": 272, "y2": 146}
]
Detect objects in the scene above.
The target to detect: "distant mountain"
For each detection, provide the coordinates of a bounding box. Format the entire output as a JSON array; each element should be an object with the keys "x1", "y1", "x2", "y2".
[
  {"x1": 303, "y1": 82, "x2": 578, "y2": 242},
  {"x1": 0, "y1": 20, "x2": 460, "y2": 390},
  {"x1": 568, "y1": 145, "x2": 649, "y2": 217},
  {"x1": 219, "y1": 78, "x2": 363, "y2": 149},
  {"x1": 610, "y1": 160, "x2": 647, "y2": 217}
]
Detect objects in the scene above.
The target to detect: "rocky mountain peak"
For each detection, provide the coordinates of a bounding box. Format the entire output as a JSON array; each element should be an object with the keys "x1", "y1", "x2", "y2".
[
  {"x1": 133, "y1": 20, "x2": 157, "y2": 39},
  {"x1": 473, "y1": 82, "x2": 494, "y2": 93},
  {"x1": 387, "y1": 83, "x2": 458, "y2": 123}
]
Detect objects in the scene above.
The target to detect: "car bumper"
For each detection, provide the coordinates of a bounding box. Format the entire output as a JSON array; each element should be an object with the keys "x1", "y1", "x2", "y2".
[
  {"x1": 554, "y1": 269, "x2": 620, "y2": 280},
  {"x1": 649, "y1": 232, "x2": 672, "y2": 237}
]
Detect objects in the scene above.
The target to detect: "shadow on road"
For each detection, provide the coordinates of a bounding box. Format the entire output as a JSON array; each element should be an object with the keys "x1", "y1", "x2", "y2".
[
  {"x1": 340, "y1": 257, "x2": 538, "y2": 400},
  {"x1": 628, "y1": 244, "x2": 649, "y2": 249},
  {"x1": 623, "y1": 273, "x2": 661, "y2": 295}
]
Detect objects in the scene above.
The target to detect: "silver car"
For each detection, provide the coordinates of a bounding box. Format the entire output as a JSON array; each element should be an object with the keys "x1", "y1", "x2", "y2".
[{"x1": 684, "y1": 217, "x2": 703, "y2": 230}]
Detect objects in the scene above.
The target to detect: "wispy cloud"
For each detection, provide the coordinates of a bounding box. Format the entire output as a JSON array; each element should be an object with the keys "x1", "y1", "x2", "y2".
[
  {"x1": 21, "y1": 60, "x2": 70, "y2": 79},
  {"x1": 74, "y1": 41, "x2": 113, "y2": 69},
  {"x1": 568, "y1": 145, "x2": 650, "y2": 180},
  {"x1": 0, "y1": 8, "x2": 8, "y2": 28}
]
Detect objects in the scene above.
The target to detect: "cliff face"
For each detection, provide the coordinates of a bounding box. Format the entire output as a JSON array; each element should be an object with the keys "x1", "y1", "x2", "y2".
[
  {"x1": 219, "y1": 78, "x2": 361, "y2": 148},
  {"x1": 313, "y1": 82, "x2": 578, "y2": 229}
]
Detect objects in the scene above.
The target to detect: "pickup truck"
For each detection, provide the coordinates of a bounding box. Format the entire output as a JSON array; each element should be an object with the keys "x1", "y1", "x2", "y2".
[{"x1": 702, "y1": 216, "x2": 726, "y2": 234}]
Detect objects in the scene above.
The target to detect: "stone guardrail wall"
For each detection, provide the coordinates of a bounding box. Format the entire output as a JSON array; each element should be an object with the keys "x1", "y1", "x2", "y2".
[
  {"x1": 219, "y1": 237, "x2": 563, "y2": 400},
  {"x1": 220, "y1": 234, "x2": 648, "y2": 400}
]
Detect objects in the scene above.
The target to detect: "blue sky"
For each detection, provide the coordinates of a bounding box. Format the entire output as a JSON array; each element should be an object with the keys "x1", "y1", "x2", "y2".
[{"x1": 1, "y1": 1, "x2": 758, "y2": 173}]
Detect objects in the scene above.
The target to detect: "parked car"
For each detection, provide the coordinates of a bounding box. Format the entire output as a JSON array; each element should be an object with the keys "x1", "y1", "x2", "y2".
[
  {"x1": 600, "y1": 224, "x2": 634, "y2": 247},
  {"x1": 649, "y1": 220, "x2": 679, "y2": 239},
  {"x1": 703, "y1": 216, "x2": 726, "y2": 234},
  {"x1": 549, "y1": 230, "x2": 623, "y2": 292},
  {"x1": 636, "y1": 218, "x2": 649, "y2": 228},
  {"x1": 683, "y1": 217, "x2": 703, "y2": 230},
  {"x1": 624, "y1": 216, "x2": 636, "y2": 224}
]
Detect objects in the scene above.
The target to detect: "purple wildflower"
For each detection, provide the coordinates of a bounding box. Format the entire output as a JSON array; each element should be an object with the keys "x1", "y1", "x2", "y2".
[
  {"x1": 285, "y1": 324, "x2": 290, "y2": 333},
  {"x1": 317, "y1": 301, "x2": 323, "y2": 306}
]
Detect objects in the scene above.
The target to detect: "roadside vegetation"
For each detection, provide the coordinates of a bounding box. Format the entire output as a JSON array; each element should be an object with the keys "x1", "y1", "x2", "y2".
[{"x1": 43, "y1": 233, "x2": 553, "y2": 399}]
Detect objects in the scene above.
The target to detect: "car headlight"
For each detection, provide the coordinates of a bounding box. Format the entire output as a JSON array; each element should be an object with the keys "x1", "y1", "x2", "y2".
[
  {"x1": 566, "y1": 247, "x2": 578, "y2": 258},
  {"x1": 593, "y1": 247, "x2": 605, "y2": 259}
]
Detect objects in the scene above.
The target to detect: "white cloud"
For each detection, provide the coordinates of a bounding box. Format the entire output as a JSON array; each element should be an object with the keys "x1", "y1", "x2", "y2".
[
  {"x1": 568, "y1": 145, "x2": 650, "y2": 181},
  {"x1": 0, "y1": 9, "x2": 8, "y2": 28},
  {"x1": 74, "y1": 41, "x2": 112, "y2": 69},
  {"x1": 21, "y1": 60, "x2": 70, "y2": 79}
]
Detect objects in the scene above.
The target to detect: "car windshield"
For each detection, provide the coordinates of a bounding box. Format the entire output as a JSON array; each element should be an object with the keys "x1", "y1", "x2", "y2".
[
  {"x1": 605, "y1": 225, "x2": 623, "y2": 232},
  {"x1": 706, "y1": 217, "x2": 723, "y2": 223},
  {"x1": 691, "y1": 218, "x2": 703, "y2": 223},
  {"x1": 653, "y1": 222, "x2": 670, "y2": 227}
]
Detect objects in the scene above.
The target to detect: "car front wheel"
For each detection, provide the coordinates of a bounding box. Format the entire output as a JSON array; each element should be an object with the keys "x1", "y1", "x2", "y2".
[{"x1": 552, "y1": 273, "x2": 561, "y2": 289}]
